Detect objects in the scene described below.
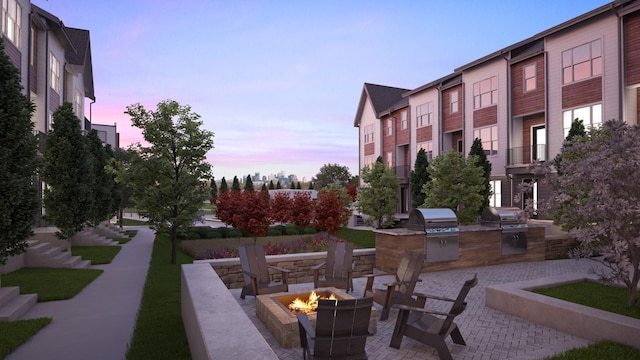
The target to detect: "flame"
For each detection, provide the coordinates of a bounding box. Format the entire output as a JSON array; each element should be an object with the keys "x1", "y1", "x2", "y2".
[{"x1": 288, "y1": 290, "x2": 338, "y2": 314}]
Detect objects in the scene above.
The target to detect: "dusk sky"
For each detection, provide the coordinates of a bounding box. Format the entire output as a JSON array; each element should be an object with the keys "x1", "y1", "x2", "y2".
[{"x1": 33, "y1": 0, "x2": 609, "y2": 181}]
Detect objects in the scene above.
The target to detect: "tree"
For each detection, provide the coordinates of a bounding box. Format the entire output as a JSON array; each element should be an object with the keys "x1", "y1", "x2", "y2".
[
  {"x1": 276, "y1": 181, "x2": 282, "y2": 189},
  {"x1": 313, "y1": 188, "x2": 351, "y2": 235},
  {"x1": 231, "y1": 176, "x2": 241, "y2": 191},
  {"x1": 219, "y1": 177, "x2": 228, "y2": 193},
  {"x1": 410, "y1": 148, "x2": 430, "y2": 209},
  {"x1": 308, "y1": 182, "x2": 314, "y2": 190},
  {"x1": 268, "y1": 180, "x2": 275, "y2": 189},
  {"x1": 291, "y1": 191, "x2": 314, "y2": 231},
  {"x1": 108, "y1": 147, "x2": 136, "y2": 228},
  {"x1": 270, "y1": 191, "x2": 292, "y2": 226},
  {"x1": 245, "y1": 174, "x2": 254, "y2": 191},
  {"x1": 554, "y1": 118, "x2": 586, "y2": 175},
  {"x1": 296, "y1": 182, "x2": 302, "y2": 190},
  {"x1": 85, "y1": 129, "x2": 114, "y2": 227},
  {"x1": 468, "y1": 138, "x2": 492, "y2": 211},
  {"x1": 313, "y1": 163, "x2": 352, "y2": 190},
  {"x1": 0, "y1": 37, "x2": 39, "y2": 267},
  {"x1": 423, "y1": 150, "x2": 484, "y2": 225},
  {"x1": 261, "y1": 183, "x2": 267, "y2": 191},
  {"x1": 356, "y1": 160, "x2": 399, "y2": 228},
  {"x1": 537, "y1": 119, "x2": 640, "y2": 307},
  {"x1": 289, "y1": 181, "x2": 296, "y2": 189},
  {"x1": 104, "y1": 145, "x2": 121, "y2": 223},
  {"x1": 42, "y1": 102, "x2": 93, "y2": 243},
  {"x1": 210, "y1": 177, "x2": 218, "y2": 201},
  {"x1": 230, "y1": 190, "x2": 271, "y2": 241},
  {"x1": 125, "y1": 100, "x2": 214, "y2": 264}
]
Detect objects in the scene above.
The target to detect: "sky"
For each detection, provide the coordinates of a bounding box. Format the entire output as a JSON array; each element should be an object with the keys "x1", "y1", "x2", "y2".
[{"x1": 32, "y1": 0, "x2": 610, "y2": 181}]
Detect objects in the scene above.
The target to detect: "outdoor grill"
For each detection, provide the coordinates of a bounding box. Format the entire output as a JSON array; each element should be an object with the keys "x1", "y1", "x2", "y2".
[
  {"x1": 407, "y1": 208, "x2": 459, "y2": 263},
  {"x1": 481, "y1": 207, "x2": 528, "y2": 255}
]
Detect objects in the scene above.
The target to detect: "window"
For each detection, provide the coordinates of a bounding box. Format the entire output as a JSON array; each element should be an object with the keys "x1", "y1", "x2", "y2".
[
  {"x1": 364, "y1": 155, "x2": 375, "y2": 168},
  {"x1": 417, "y1": 141, "x2": 433, "y2": 160},
  {"x1": 50, "y1": 54, "x2": 60, "y2": 93},
  {"x1": 473, "y1": 125, "x2": 498, "y2": 156},
  {"x1": 416, "y1": 102, "x2": 433, "y2": 127},
  {"x1": 489, "y1": 180, "x2": 502, "y2": 207},
  {"x1": 562, "y1": 39, "x2": 602, "y2": 84},
  {"x1": 75, "y1": 91, "x2": 83, "y2": 119},
  {"x1": 473, "y1": 76, "x2": 498, "y2": 109},
  {"x1": 524, "y1": 63, "x2": 536, "y2": 92},
  {"x1": 2, "y1": 0, "x2": 21, "y2": 45},
  {"x1": 450, "y1": 90, "x2": 459, "y2": 113},
  {"x1": 364, "y1": 124, "x2": 374, "y2": 144},
  {"x1": 562, "y1": 104, "x2": 602, "y2": 137},
  {"x1": 97, "y1": 130, "x2": 107, "y2": 143},
  {"x1": 386, "y1": 119, "x2": 393, "y2": 136},
  {"x1": 401, "y1": 111, "x2": 407, "y2": 130},
  {"x1": 386, "y1": 152, "x2": 392, "y2": 168}
]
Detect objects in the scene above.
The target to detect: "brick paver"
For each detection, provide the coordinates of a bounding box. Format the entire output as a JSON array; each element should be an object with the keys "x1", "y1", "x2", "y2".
[{"x1": 232, "y1": 258, "x2": 602, "y2": 359}]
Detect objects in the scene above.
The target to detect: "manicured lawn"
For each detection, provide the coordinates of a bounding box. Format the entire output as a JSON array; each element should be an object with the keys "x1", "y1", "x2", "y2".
[
  {"x1": 336, "y1": 227, "x2": 375, "y2": 248},
  {"x1": 545, "y1": 339, "x2": 640, "y2": 359},
  {"x1": 2, "y1": 268, "x2": 103, "y2": 301},
  {"x1": 0, "y1": 318, "x2": 52, "y2": 358},
  {"x1": 120, "y1": 218, "x2": 147, "y2": 226},
  {"x1": 71, "y1": 246, "x2": 121, "y2": 265},
  {"x1": 125, "y1": 233, "x2": 192, "y2": 360},
  {"x1": 532, "y1": 280, "x2": 640, "y2": 320}
]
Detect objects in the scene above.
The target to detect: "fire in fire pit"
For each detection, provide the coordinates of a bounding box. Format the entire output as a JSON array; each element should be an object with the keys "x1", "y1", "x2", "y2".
[{"x1": 287, "y1": 290, "x2": 338, "y2": 314}]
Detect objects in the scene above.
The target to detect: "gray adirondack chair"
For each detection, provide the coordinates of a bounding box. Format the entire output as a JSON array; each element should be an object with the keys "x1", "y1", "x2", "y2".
[
  {"x1": 297, "y1": 297, "x2": 374, "y2": 360},
  {"x1": 363, "y1": 250, "x2": 424, "y2": 320},
  {"x1": 312, "y1": 241, "x2": 354, "y2": 292},
  {"x1": 389, "y1": 273, "x2": 479, "y2": 360},
  {"x1": 238, "y1": 243, "x2": 290, "y2": 299}
]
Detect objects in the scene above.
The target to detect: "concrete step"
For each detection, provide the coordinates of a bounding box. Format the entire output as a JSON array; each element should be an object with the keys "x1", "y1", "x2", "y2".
[
  {"x1": 0, "y1": 287, "x2": 20, "y2": 307},
  {"x1": 0, "y1": 288, "x2": 38, "y2": 322},
  {"x1": 62, "y1": 256, "x2": 82, "y2": 268},
  {"x1": 74, "y1": 259, "x2": 92, "y2": 269}
]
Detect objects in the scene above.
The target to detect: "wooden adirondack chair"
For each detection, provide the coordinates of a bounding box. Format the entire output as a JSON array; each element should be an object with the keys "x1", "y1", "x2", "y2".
[
  {"x1": 312, "y1": 241, "x2": 354, "y2": 292},
  {"x1": 238, "y1": 243, "x2": 290, "y2": 299},
  {"x1": 297, "y1": 297, "x2": 374, "y2": 360},
  {"x1": 389, "y1": 273, "x2": 479, "y2": 360},
  {"x1": 363, "y1": 250, "x2": 424, "y2": 320}
]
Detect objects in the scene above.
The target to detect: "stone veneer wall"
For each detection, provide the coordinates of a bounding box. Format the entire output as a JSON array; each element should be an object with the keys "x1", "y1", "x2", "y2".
[
  {"x1": 545, "y1": 234, "x2": 578, "y2": 260},
  {"x1": 196, "y1": 249, "x2": 376, "y2": 289}
]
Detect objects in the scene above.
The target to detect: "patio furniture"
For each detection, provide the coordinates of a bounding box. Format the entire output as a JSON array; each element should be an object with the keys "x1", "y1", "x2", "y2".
[
  {"x1": 312, "y1": 241, "x2": 354, "y2": 292},
  {"x1": 238, "y1": 243, "x2": 290, "y2": 299},
  {"x1": 389, "y1": 273, "x2": 478, "y2": 360},
  {"x1": 363, "y1": 250, "x2": 424, "y2": 320},
  {"x1": 297, "y1": 296, "x2": 374, "y2": 360}
]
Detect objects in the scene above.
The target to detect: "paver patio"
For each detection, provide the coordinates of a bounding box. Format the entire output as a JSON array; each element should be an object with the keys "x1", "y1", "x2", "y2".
[{"x1": 232, "y1": 258, "x2": 603, "y2": 360}]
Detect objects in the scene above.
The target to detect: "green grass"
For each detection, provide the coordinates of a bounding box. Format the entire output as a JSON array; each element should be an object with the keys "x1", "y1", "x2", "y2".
[
  {"x1": 2, "y1": 268, "x2": 103, "y2": 301},
  {"x1": 71, "y1": 246, "x2": 121, "y2": 265},
  {"x1": 125, "y1": 233, "x2": 192, "y2": 360},
  {"x1": 120, "y1": 218, "x2": 147, "y2": 226},
  {"x1": 0, "y1": 318, "x2": 52, "y2": 358},
  {"x1": 336, "y1": 227, "x2": 375, "y2": 248},
  {"x1": 533, "y1": 281, "x2": 640, "y2": 319},
  {"x1": 112, "y1": 237, "x2": 131, "y2": 244},
  {"x1": 125, "y1": 230, "x2": 138, "y2": 238},
  {"x1": 545, "y1": 339, "x2": 640, "y2": 359}
]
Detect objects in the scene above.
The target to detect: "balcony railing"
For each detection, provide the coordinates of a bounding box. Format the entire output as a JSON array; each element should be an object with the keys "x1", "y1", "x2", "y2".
[
  {"x1": 394, "y1": 165, "x2": 410, "y2": 181},
  {"x1": 33, "y1": 130, "x2": 46, "y2": 154},
  {"x1": 508, "y1": 144, "x2": 546, "y2": 166}
]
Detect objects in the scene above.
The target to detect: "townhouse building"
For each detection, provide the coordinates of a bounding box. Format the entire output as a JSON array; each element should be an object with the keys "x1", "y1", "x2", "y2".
[
  {"x1": 2, "y1": 0, "x2": 118, "y2": 225},
  {"x1": 354, "y1": 0, "x2": 640, "y2": 218}
]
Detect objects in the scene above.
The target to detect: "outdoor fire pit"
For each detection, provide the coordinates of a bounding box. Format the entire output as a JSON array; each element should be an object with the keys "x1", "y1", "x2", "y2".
[{"x1": 256, "y1": 287, "x2": 377, "y2": 348}]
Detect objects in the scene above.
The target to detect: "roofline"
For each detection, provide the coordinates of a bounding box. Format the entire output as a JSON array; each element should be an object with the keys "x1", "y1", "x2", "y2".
[
  {"x1": 403, "y1": 72, "x2": 462, "y2": 97},
  {"x1": 31, "y1": 4, "x2": 77, "y2": 53}
]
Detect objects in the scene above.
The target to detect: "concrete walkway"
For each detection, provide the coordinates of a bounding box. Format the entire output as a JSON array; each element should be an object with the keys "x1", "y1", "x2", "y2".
[{"x1": 7, "y1": 226, "x2": 154, "y2": 360}]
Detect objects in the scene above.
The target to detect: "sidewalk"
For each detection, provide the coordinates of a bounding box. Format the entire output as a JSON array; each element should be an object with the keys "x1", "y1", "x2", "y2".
[{"x1": 7, "y1": 226, "x2": 154, "y2": 360}]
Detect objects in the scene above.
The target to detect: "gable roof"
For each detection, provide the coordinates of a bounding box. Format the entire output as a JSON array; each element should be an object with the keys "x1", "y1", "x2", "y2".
[
  {"x1": 353, "y1": 83, "x2": 410, "y2": 127},
  {"x1": 65, "y1": 27, "x2": 95, "y2": 100}
]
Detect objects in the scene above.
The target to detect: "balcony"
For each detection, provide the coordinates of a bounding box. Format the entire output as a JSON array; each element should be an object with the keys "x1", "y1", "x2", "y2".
[
  {"x1": 394, "y1": 165, "x2": 410, "y2": 183},
  {"x1": 33, "y1": 131, "x2": 46, "y2": 155},
  {"x1": 508, "y1": 144, "x2": 546, "y2": 166}
]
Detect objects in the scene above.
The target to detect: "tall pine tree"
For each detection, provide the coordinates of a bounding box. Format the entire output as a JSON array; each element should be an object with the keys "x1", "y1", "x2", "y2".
[
  {"x1": 410, "y1": 148, "x2": 430, "y2": 209},
  {"x1": 219, "y1": 177, "x2": 228, "y2": 193},
  {"x1": 231, "y1": 176, "x2": 241, "y2": 191},
  {"x1": 469, "y1": 138, "x2": 492, "y2": 211},
  {"x1": 0, "y1": 38, "x2": 39, "y2": 266},
  {"x1": 245, "y1": 174, "x2": 254, "y2": 191}
]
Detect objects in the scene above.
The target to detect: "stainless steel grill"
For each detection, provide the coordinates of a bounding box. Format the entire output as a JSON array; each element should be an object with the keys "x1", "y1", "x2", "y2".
[
  {"x1": 407, "y1": 208, "x2": 459, "y2": 263},
  {"x1": 481, "y1": 207, "x2": 528, "y2": 255}
]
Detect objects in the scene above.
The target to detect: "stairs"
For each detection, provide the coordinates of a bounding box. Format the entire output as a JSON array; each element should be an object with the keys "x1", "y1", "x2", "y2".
[
  {"x1": 26, "y1": 240, "x2": 92, "y2": 269},
  {"x1": 71, "y1": 229, "x2": 119, "y2": 246},
  {"x1": 0, "y1": 287, "x2": 38, "y2": 322}
]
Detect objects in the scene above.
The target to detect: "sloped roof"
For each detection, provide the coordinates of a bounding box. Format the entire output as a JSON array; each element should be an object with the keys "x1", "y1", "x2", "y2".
[
  {"x1": 65, "y1": 27, "x2": 95, "y2": 100},
  {"x1": 353, "y1": 83, "x2": 410, "y2": 127}
]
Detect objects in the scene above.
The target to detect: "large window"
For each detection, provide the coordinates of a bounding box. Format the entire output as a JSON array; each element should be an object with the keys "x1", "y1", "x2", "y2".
[
  {"x1": 364, "y1": 155, "x2": 375, "y2": 168},
  {"x1": 563, "y1": 104, "x2": 602, "y2": 137},
  {"x1": 50, "y1": 54, "x2": 61, "y2": 93},
  {"x1": 75, "y1": 90, "x2": 83, "y2": 119},
  {"x1": 473, "y1": 76, "x2": 498, "y2": 109},
  {"x1": 524, "y1": 63, "x2": 536, "y2": 92},
  {"x1": 449, "y1": 90, "x2": 459, "y2": 114},
  {"x1": 489, "y1": 180, "x2": 501, "y2": 207},
  {"x1": 562, "y1": 39, "x2": 602, "y2": 84},
  {"x1": 386, "y1": 119, "x2": 393, "y2": 136},
  {"x1": 416, "y1": 102, "x2": 433, "y2": 128},
  {"x1": 386, "y1": 152, "x2": 392, "y2": 168},
  {"x1": 400, "y1": 111, "x2": 407, "y2": 130},
  {"x1": 473, "y1": 125, "x2": 498, "y2": 156},
  {"x1": 364, "y1": 124, "x2": 374, "y2": 144},
  {"x1": 2, "y1": 0, "x2": 21, "y2": 45},
  {"x1": 417, "y1": 141, "x2": 433, "y2": 160}
]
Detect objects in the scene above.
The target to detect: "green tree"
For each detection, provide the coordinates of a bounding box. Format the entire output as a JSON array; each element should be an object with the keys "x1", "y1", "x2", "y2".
[
  {"x1": 268, "y1": 180, "x2": 275, "y2": 189},
  {"x1": 125, "y1": 100, "x2": 214, "y2": 264},
  {"x1": 410, "y1": 148, "x2": 430, "y2": 209},
  {"x1": 313, "y1": 163, "x2": 352, "y2": 190},
  {"x1": 210, "y1": 177, "x2": 218, "y2": 200},
  {"x1": 219, "y1": 177, "x2": 228, "y2": 193},
  {"x1": 0, "y1": 38, "x2": 39, "y2": 267},
  {"x1": 244, "y1": 174, "x2": 254, "y2": 191},
  {"x1": 289, "y1": 181, "x2": 295, "y2": 189},
  {"x1": 468, "y1": 138, "x2": 492, "y2": 211},
  {"x1": 261, "y1": 183, "x2": 267, "y2": 191},
  {"x1": 296, "y1": 182, "x2": 301, "y2": 190},
  {"x1": 104, "y1": 145, "x2": 121, "y2": 222},
  {"x1": 85, "y1": 129, "x2": 114, "y2": 227},
  {"x1": 423, "y1": 150, "x2": 484, "y2": 225},
  {"x1": 308, "y1": 182, "x2": 314, "y2": 190},
  {"x1": 231, "y1": 176, "x2": 241, "y2": 191},
  {"x1": 42, "y1": 102, "x2": 93, "y2": 244},
  {"x1": 356, "y1": 160, "x2": 399, "y2": 228},
  {"x1": 276, "y1": 181, "x2": 282, "y2": 189},
  {"x1": 554, "y1": 118, "x2": 586, "y2": 175},
  {"x1": 108, "y1": 147, "x2": 135, "y2": 228}
]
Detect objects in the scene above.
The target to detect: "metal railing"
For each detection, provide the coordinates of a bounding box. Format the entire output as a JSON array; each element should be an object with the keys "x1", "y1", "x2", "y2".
[{"x1": 508, "y1": 144, "x2": 546, "y2": 165}]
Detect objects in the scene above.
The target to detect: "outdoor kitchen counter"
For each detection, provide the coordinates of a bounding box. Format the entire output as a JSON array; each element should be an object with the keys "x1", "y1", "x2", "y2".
[{"x1": 373, "y1": 224, "x2": 546, "y2": 273}]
